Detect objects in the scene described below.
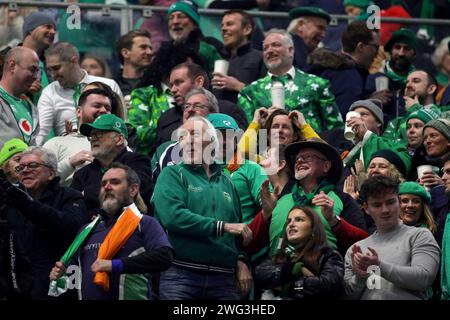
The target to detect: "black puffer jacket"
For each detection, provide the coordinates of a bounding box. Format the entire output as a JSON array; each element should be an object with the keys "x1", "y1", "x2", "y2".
[
  {"x1": 255, "y1": 247, "x2": 345, "y2": 300},
  {"x1": 308, "y1": 48, "x2": 371, "y2": 116},
  {"x1": 5, "y1": 177, "x2": 89, "y2": 299}
]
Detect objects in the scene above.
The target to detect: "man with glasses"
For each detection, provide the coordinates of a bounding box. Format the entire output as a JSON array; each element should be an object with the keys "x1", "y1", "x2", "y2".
[
  {"x1": 36, "y1": 42, "x2": 122, "y2": 146},
  {"x1": 152, "y1": 62, "x2": 247, "y2": 151},
  {"x1": 260, "y1": 138, "x2": 366, "y2": 257},
  {"x1": 0, "y1": 146, "x2": 89, "y2": 299},
  {"x1": 308, "y1": 20, "x2": 380, "y2": 116},
  {"x1": 71, "y1": 114, "x2": 153, "y2": 214},
  {"x1": 0, "y1": 47, "x2": 40, "y2": 149}
]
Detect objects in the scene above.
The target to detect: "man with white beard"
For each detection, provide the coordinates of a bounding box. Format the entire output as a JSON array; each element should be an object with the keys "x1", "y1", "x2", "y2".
[{"x1": 50, "y1": 163, "x2": 173, "y2": 300}]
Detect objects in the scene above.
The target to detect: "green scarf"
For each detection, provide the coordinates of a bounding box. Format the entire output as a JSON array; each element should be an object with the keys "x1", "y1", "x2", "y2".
[
  {"x1": 292, "y1": 179, "x2": 335, "y2": 206},
  {"x1": 441, "y1": 212, "x2": 450, "y2": 300},
  {"x1": 384, "y1": 61, "x2": 415, "y2": 86},
  {"x1": 0, "y1": 86, "x2": 33, "y2": 144}
]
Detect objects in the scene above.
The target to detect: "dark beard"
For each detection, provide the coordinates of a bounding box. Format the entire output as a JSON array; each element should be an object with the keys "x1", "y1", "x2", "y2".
[{"x1": 391, "y1": 57, "x2": 412, "y2": 73}]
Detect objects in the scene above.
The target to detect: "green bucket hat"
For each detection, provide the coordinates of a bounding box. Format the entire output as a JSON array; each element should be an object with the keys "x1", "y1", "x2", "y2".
[
  {"x1": 80, "y1": 114, "x2": 128, "y2": 139},
  {"x1": 168, "y1": 0, "x2": 200, "y2": 25},
  {"x1": 207, "y1": 113, "x2": 239, "y2": 131},
  {"x1": 384, "y1": 28, "x2": 417, "y2": 53},
  {"x1": 0, "y1": 138, "x2": 28, "y2": 167},
  {"x1": 399, "y1": 181, "x2": 431, "y2": 203},
  {"x1": 288, "y1": 6, "x2": 331, "y2": 24}
]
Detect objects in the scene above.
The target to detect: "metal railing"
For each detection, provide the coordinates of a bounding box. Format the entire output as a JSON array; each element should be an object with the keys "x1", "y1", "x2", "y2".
[{"x1": 2, "y1": 0, "x2": 450, "y2": 36}]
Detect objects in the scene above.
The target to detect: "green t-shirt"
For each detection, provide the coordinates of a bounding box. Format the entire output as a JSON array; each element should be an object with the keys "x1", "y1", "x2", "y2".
[{"x1": 0, "y1": 86, "x2": 34, "y2": 144}]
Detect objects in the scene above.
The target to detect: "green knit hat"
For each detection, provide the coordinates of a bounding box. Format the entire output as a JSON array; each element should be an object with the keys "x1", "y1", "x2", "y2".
[
  {"x1": 80, "y1": 114, "x2": 128, "y2": 139},
  {"x1": 168, "y1": 0, "x2": 200, "y2": 26},
  {"x1": 288, "y1": 6, "x2": 331, "y2": 24},
  {"x1": 406, "y1": 109, "x2": 440, "y2": 126},
  {"x1": 343, "y1": 0, "x2": 372, "y2": 9},
  {"x1": 384, "y1": 28, "x2": 417, "y2": 53},
  {"x1": 0, "y1": 138, "x2": 28, "y2": 167},
  {"x1": 399, "y1": 181, "x2": 431, "y2": 203}
]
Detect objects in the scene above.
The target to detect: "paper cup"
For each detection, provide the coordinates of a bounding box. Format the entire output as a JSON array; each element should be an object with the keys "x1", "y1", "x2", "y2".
[
  {"x1": 271, "y1": 82, "x2": 285, "y2": 109},
  {"x1": 214, "y1": 60, "x2": 229, "y2": 75},
  {"x1": 417, "y1": 165, "x2": 433, "y2": 180},
  {"x1": 344, "y1": 111, "x2": 360, "y2": 141},
  {"x1": 375, "y1": 76, "x2": 389, "y2": 91}
]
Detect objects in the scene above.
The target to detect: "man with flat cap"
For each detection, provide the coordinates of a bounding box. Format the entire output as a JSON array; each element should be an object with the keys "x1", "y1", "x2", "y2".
[{"x1": 288, "y1": 6, "x2": 330, "y2": 72}]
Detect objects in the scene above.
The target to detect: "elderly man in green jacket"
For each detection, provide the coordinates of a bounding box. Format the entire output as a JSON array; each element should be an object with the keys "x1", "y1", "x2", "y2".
[{"x1": 151, "y1": 115, "x2": 253, "y2": 300}]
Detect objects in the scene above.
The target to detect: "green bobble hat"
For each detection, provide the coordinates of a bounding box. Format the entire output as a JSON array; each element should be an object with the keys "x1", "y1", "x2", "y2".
[
  {"x1": 343, "y1": 0, "x2": 372, "y2": 9},
  {"x1": 80, "y1": 114, "x2": 128, "y2": 139},
  {"x1": 0, "y1": 138, "x2": 28, "y2": 167},
  {"x1": 168, "y1": 0, "x2": 200, "y2": 26},
  {"x1": 399, "y1": 181, "x2": 431, "y2": 204},
  {"x1": 384, "y1": 28, "x2": 417, "y2": 53},
  {"x1": 369, "y1": 149, "x2": 411, "y2": 178},
  {"x1": 288, "y1": 6, "x2": 331, "y2": 24},
  {"x1": 207, "y1": 113, "x2": 239, "y2": 131},
  {"x1": 406, "y1": 109, "x2": 440, "y2": 126}
]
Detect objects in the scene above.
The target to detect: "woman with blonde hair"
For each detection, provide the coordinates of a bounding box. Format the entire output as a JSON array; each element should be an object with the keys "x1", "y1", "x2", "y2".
[{"x1": 398, "y1": 182, "x2": 437, "y2": 234}]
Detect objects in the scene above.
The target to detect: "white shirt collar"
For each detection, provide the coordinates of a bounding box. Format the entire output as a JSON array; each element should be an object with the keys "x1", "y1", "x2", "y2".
[{"x1": 268, "y1": 66, "x2": 296, "y2": 80}]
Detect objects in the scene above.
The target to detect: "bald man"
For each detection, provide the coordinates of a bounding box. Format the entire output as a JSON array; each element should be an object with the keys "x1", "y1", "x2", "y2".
[{"x1": 0, "y1": 47, "x2": 40, "y2": 148}]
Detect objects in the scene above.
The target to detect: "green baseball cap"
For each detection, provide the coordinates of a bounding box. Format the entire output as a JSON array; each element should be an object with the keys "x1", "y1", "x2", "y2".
[
  {"x1": 288, "y1": 6, "x2": 331, "y2": 24},
  {"x1": 80, "y1": 114, "x2": 128, "y2": 138},
  {"x1": 207, "y1": 113, "x2": 239, "y2": 131},
  {"x1": 343, "y1": 0, "x2": 372, "y2": 9},
  {"x1": 0, "y1": 138, "x2": 28, "y2": 166}
]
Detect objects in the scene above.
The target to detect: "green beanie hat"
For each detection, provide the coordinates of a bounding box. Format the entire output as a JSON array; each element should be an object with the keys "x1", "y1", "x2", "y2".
[
  {"x1": 0, "y1": 138, "x2": 28, "y2": 167},
  {"x1": 407, "y1": 109, "x2": 440, "y2": 126},
  {"x1": 343, "y1": 0, "x2": 372, "y2": 9},
  {"x1": 385, "y1": 28, "x2": 417, "y2": 53},
  {"x1": 399, "y1": 181, "x2": 431, "y2": 203},
  {"x1": 168, "y1": 0, "x2": 200, "y2": 26}
]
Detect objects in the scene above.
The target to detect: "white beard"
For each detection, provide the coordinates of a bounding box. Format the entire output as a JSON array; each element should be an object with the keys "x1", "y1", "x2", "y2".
[{"x1": 101, "y1": 197, "x2": 122, "y2": 215}]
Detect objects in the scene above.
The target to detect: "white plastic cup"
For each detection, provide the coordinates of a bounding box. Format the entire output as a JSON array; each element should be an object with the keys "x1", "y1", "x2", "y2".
[
  {"x1": 417, "y1": 165, "x2": 433, "y2": 180},
  {"x1": 271, "y1": 81, "x2": 285, "y2": 109},
  {"x1": 344, "y1": 111, "x2": 361, "y2": 141},
  {"x1": 214, "y1": 60, "x2": 229, "y2": 75},
  {"x1": 375, "y1": 76, "x2": 389, "y2": 91}
]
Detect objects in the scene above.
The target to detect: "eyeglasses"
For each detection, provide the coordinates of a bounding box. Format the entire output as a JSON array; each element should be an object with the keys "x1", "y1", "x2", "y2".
[
  {"x1": 295, "y1": 153, "x2": 327, "y2": 163},
  {"x1": 88, "y1": 131, "x2": 113, "y2": 141},
  {"x1": 182, "y1": 103, "x2": 208, "y2": 111},
  {"x1": 16, "y1": 162, "x2": 52, "y2": 173}
]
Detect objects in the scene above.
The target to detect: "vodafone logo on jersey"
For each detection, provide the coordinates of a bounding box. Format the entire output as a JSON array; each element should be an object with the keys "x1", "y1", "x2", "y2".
[{"x1": 19, "y1": 119, "x2": 32, "y2": 135}]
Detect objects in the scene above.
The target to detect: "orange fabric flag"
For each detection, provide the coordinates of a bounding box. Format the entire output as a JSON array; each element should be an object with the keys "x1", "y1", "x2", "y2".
[{"x1": 93, "y1": 203, "x2": 143, "y2": 291}]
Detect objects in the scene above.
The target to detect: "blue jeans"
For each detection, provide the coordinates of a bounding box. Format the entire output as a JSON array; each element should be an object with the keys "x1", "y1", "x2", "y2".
[{"x1": 159, "y1": 265, "x2": 240, "y2": 300}]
